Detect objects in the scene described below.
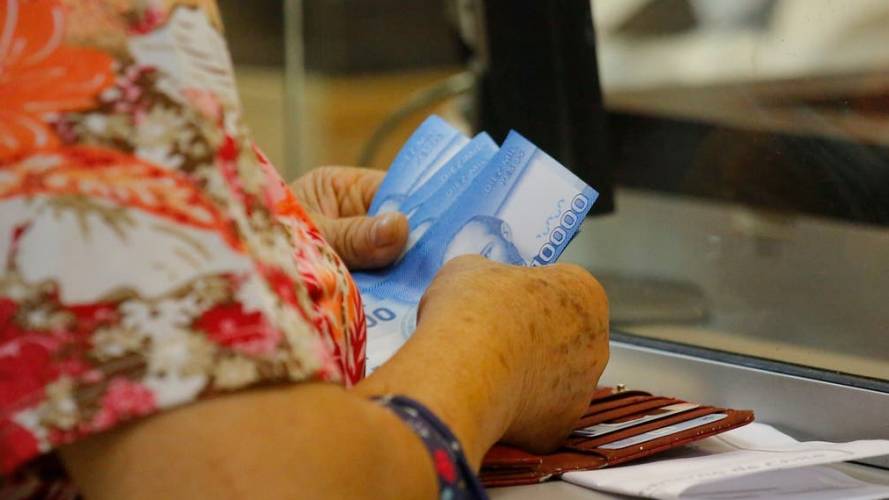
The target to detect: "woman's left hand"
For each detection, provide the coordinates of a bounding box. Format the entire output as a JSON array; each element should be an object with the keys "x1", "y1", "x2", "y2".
[{"x1": 291, "y1": 166, "x2": 408, "y2": 270}]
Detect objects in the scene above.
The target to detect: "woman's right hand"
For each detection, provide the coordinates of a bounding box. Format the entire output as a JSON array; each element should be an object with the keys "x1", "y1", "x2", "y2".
[{"x1": 417, "y1": 255, "x2": 609, "y2": 454}]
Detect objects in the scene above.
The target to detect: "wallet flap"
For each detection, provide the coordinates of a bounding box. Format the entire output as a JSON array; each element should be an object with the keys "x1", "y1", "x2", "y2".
[
  {"x1": 481, "y1": 445, "x2": 543, "y2": 469},
  {"x1": 480, "y1": 450, "x2": 608, "y2": 485}
]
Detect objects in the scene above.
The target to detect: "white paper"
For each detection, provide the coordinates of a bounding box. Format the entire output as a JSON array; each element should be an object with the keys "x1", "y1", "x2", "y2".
[
  {"x1": 562, "y1": 423, "x2": 889, "y2": 499},
  {"x1": 684, "y1": 466, "x2": 889, "y2": 500}
]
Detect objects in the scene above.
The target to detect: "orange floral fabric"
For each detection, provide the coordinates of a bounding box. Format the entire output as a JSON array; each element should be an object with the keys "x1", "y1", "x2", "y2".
[
  {"x1": 0, "y1": 0, "x2": 115, "y2": 159},
  {"x1": 0, "y1": 1, "x2": 366, "y2": 496}
]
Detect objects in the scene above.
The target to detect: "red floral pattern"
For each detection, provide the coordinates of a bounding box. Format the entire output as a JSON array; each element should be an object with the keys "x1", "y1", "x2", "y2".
[
  {"x1": 89, "y1": 378, "x2": 156, "y2": 432},
  {"x1": 0, "y1": 0, "x2": 366, "y2": 494},
  {"x1": 196, "y1": 303, "x2": 282, "y2": 357},
  {"x1": 0, "y1": 419, "x2": 38, "y2": 473}
]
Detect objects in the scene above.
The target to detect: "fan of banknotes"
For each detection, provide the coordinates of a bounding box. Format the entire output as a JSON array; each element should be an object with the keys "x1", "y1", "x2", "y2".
[{"x1": 355, "y1": 115, "x2": 599, "y2": 371}]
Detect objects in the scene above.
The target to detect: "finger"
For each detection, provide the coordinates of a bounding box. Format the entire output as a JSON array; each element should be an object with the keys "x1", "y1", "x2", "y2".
[
  {"x1": 313, "y1": 211, "x2": 409, "y2": 270},
  {"x1": 339, "y1": 168, "x2": 385, "y2": 215},
  {"x1": 291, "y1": 167, "x2": 386, "y2": 218}
]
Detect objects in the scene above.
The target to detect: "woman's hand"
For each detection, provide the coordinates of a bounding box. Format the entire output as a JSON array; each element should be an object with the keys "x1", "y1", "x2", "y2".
[
  {"x1": 358, "y1": 255, "x2": 609, "y2": 464},
  {"x1": 290, "y1": 166, "x2": 408, "y2": 270},
  {"x1": 424, "y1": 255, "x2": 609, "y2": 453}
]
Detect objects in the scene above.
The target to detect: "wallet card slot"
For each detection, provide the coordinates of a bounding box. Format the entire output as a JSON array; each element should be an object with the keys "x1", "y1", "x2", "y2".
[
  {"x1": 568, "y1": 406, "x2": 720, "y2": 450},
  {"x1": 587, "y1": 390, "x2": 653, "y2": 408},
  {"x1": 577, "y1": 397, "x2": 680, "y2": 428},
  {"x1": 593, "y1": 409, "x2": 755, "y2": 467},
  {"x1": 574, "y1": 402, "x2": 701, "y2": 439},
  {"x1": 598, "y1": 412, "x2": 728, "y2": 450},
  {"x1": 582, "y1": 394, "x2": 661, "y2": 417}
]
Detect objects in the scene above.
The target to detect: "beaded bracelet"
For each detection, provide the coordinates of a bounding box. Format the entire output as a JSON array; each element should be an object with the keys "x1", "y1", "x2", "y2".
[{"x1": 374, "y1": 395, "x2": 489, "y2": 500}]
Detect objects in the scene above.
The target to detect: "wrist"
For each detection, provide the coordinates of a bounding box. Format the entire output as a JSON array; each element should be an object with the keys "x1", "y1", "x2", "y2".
[
  {"x1": 354, "y1": 311, "x2": 523, "y2": 468},
  {"x1": 372, "y1": 395, "x2": 489, "y2": 498}
]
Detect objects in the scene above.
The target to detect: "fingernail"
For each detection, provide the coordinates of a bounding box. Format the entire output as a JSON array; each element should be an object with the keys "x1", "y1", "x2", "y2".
[{"x1": 372, "y1": 213, "x2": 400, "y2": 247}]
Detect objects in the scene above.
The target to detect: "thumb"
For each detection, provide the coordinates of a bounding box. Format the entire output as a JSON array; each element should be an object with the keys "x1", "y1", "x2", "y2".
[{"x1": 313, "y1": 212, "x2": 409, "y2": 270}]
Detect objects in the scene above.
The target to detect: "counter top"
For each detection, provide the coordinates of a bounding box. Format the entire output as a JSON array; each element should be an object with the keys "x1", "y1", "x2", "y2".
[{"x1": 490, "y1": 462, "x2": 889, "y2": 499}]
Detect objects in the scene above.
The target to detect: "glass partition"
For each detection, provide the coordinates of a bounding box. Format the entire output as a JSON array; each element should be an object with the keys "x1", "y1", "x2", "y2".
[{"x1": 586, "y1": 0, "x2": 889, "y2": 383}]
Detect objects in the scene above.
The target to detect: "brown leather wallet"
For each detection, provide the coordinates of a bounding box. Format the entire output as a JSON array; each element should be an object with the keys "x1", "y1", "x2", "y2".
[{"x1": 480, "y1": 387, "x2": 754, "y2": 487}]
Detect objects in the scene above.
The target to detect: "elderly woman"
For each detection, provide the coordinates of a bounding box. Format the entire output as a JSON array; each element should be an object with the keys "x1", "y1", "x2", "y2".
[{"x1": 0, "y1": 1, "x2": 609, "y2": 499}]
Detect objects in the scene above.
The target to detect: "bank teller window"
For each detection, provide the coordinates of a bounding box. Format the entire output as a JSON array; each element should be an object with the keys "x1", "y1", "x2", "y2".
[{"x1": 582, "y1": 0, "x2": 889, "y2": 385}]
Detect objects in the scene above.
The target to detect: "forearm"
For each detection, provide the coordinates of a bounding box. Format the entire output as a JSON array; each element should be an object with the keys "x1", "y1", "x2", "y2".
[
  {"x1": 61, "y1": 312, "x2": 522, "y2": 499},
  {"x1": 61, "y1": 384, "x2": 438, "y2": 500}
]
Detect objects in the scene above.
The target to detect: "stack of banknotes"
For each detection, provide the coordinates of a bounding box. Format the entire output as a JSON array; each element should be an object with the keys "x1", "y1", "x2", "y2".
[{"x1": 355, "y1": 115, "x2": 599, "y2": 371}]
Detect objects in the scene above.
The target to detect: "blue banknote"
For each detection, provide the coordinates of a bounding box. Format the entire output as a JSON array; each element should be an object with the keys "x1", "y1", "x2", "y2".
[
  {"x1": 352, "y1": 132, "x2": 499, "y2": 291},
  {"x1": 399, "y1": 132, "x2": 498, "y2": 218},
  {"x1": 359, "y1": 131, "x2": 598, "y2": 370},
  {"x1": 368, "y1": 115, "x2": 469, "y2": 216}
]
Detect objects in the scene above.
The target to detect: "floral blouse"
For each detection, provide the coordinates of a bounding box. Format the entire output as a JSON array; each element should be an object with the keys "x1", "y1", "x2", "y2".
[{"x1": 0, "y1": 1, "x2": 366, "y2": 496}]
